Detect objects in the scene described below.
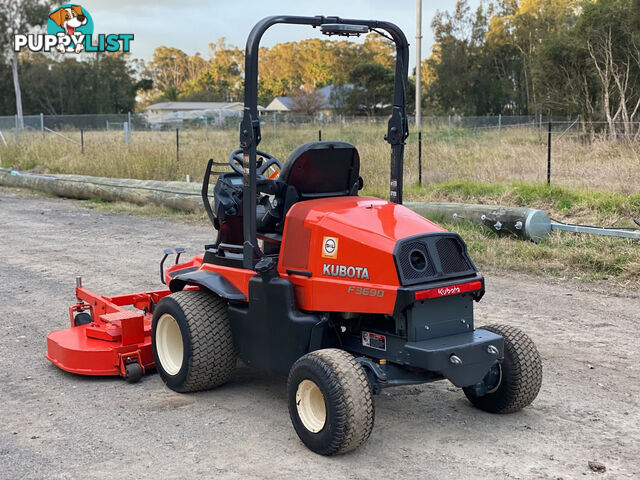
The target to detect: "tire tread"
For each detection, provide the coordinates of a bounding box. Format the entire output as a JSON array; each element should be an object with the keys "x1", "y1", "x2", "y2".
[
  {"x1": 165, "y1": 290, "x2": 236, "y2": 393},
  {"x1": 288, "y1": 348, "x2": 374, "y2": 455},
  {"x1": 465, "y1": 324, "x2": 542, "y2": 413}
]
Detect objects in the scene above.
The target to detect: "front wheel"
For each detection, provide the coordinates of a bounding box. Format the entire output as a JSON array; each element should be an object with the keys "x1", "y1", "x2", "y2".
[
  {"x1": 464, "y1": 324, "x2": 542, "y2": 413},
  {"x1": 287, "y1": 349, "x2": 374, "y2": 455},
  {"x1": 151, "y1": 290, "x2": 236, "y2": 393}
]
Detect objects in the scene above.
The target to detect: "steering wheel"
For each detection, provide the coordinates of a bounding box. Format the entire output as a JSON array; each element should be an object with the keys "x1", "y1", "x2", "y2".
[{"x1": 229, "y1": 148, "x2": 282, "y2": 179}]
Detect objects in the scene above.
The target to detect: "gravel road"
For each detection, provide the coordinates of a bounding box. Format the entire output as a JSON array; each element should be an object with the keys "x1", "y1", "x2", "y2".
[{"x1": 1, "y1": 186, "x2": 638, "y2": 479}]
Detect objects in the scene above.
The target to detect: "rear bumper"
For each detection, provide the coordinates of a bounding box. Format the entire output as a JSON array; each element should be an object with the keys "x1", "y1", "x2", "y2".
[
  {"x1": 393, "y1": 274, "x2": 485, "y2": 316},
  {"x1": 404, "y1": 329, "x2": 503, "y2": 387}
]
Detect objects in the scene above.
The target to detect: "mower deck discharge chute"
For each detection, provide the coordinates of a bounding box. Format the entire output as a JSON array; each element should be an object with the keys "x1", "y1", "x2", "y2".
[{"x1": 46, "y1": 15, "x2": 542, "y2": 455}]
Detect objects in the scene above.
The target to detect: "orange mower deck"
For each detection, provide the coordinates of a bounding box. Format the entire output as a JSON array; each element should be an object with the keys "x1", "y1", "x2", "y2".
[{"x1": 46, "y1": 281, "x2": 176, "y2": 381}]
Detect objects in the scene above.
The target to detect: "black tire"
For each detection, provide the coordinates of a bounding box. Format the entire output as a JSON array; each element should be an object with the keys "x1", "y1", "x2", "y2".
[
  {"x1": 464, "y1": 324, "x2": 542, "y2": 413},
  {"x1": 125, "y1": 362, "x2": 143, "y2": 383},
  {"x1": 74, "y1": 312, "x2": 92, "y2": 326},
  {"x1": 151, "y1": 290, "x2": 236, "y2": 393},
  {"x1": 287, "y1": 349, "x2": 374, "y2": 455}
]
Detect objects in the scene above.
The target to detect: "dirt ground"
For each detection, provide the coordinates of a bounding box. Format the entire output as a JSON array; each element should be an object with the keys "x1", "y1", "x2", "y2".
[{"x1": 0, "y1": 186, "x2": 638, "y2": 479}]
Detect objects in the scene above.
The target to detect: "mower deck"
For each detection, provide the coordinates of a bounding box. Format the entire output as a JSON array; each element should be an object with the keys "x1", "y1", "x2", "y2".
[{"x1": 45, "y1": 281, "x2": 175, "y2": 380}]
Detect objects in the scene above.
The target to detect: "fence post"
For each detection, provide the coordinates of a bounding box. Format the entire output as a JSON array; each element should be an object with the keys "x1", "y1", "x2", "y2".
[
  {"x1": 123, "y1": 121, "x2": 130, "y2": 148},
  {"x1": 40, "y1": 113, "x2": 44, "y2": 139},
  {"x1": 128, "y1": 111, "x2": 132, "y2": 132},
  {"x1": 498, "y1": 113, "x2": 502, "y2": 143},
  {"x1": 447, "y1": 115, "x2": 451, "y2": 145},
  {"x1": 547, "y1": 120, "x2": 552, "y2": 185},
  {"x1": 80, "y1": 129, "x2": 84, "y2": 153},
  {"x1": 318, "y1": 129, "x2": 322, "y2": 141},
  {"x1": 176, "y1": 128, "x2": 179, "y2": 162},
  {"x1": 339, "y1": 114, "x2": 343, "y2": 141},
  {"x1": 538, "y1": 113, "x2": 542, "y2": 139},
  {"x1": 418, "y1": 131, "x2": 422, "y2": 186},
  {"x1": 273, "y1": 113, "x2": 277, "y2": 142},
  {"x1": 15, "y1": 114, "x2": 18, "y2": 143},
  {"x1": 204, "y1": 117, "x2": 208, "y2": 140}
]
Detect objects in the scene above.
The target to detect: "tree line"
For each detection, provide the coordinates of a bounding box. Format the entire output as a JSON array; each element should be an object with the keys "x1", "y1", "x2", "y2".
[
  {"x1": 0, "y1": 0, "x2": 638, "y2": 133},
  {"x1": 426, "y1": 0, "x2": 640, "y2": 134},
  {"x1": 141, "y1": 36, "x2": 399, "y2": 115}
]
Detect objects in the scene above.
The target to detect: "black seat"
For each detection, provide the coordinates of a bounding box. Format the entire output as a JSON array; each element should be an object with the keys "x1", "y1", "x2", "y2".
[
  {"x1": 257, "y1": 141, "x2": 361, "y2": 235},
  {"x1": 279, "y1": 141, "x2": 360, "y2": 200}
]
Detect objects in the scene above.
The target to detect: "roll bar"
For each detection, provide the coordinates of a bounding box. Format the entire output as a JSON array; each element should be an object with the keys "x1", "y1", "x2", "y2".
[{"x1": 239, "y1": 16, "x2": 409, "y2": 270}]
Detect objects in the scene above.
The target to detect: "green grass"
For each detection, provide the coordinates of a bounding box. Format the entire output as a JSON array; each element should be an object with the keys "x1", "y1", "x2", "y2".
[
  {"x1": 404, "y1": 180, "x2": 640, "y2": 227},
  {"x1": 445, "y1": 221, "x2": 639, "y2": 283}
]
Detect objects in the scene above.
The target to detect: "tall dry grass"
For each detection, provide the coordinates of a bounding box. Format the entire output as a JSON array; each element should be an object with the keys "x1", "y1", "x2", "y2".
[{"x1": 1, "y1": 123, "x2": 639, "y2": 197}]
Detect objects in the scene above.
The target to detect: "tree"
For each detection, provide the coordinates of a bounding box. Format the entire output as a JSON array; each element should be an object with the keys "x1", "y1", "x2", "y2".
[
  {"x1": 532, "y1": 33, "x2": 598, "y2": 123},
  {"x1": 580, "y1": 0, "x2": 640, "y2": 136},
  {"x1": 347, "y1": 63, "x2": 393, "y2": 116},
  {"x1": 184, "y1": 39, "x2": 243, "y2": 101},
  {"x1": 290, "y1": 88, "x2": 326, "y2": 115},
  {"x1": 426, "y1": 1, "x2": 511, "y2": 115},
  {"x1": 0, "y1": 0, "x2": 52, "y2": 127},
  {"x1": 486, "y1": 0, "x2": 582, "y2": 113},
  {"x1": 328, "y1": 84, "x2": 352, "y2": 114},
  {"x1": 14, "y1": 53, "x2": 138, "y2": 115},
  {"x1": 146, "y1": 47, "x2": 196, "y2": 99}
]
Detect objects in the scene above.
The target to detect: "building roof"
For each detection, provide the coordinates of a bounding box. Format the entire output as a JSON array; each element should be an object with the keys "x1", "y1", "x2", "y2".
[
  {"x1": 265, "y1": 96, "x2": 295, "y2": 111},
  {"x1": 264, "y1": 85, "x2": 354, "y2": 112},
  {"x1": 143, "y1": 102, "x2": 243, "y2": 111}
]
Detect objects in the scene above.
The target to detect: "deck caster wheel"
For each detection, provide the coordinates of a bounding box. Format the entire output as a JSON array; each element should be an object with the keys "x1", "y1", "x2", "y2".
[
  {"x1": 287, "y1": 349, "x2": 374, "y2": 456},
  {"x1": 125, "y1": 362, "x2": 143, "y2": 383},
  {"x1": 74, "y1": 312, "x2": 93, "y2": 326},
  {"x1": 464, "y1": 324, "x2": 542, "y2": 413}
]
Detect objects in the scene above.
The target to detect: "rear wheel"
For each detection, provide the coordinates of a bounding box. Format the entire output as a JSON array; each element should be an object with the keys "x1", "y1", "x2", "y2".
[
  {"x1": 152, "y1": 290, "x2": 236, "y2": 393},
  {"x1": 464, "y1": 324, "x2": 542, "y2": 413},
  {"x1": 287, "y1": 349, "x2": 374, "y2": 455}
]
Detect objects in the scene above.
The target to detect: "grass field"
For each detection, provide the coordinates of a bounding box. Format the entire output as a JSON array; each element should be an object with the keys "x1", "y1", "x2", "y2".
[
  {"x1": 2, "y1": 122, "x2": 639, "y2": 285},
  {"x1": 1, "y1": 122, "x2": 639, "y2": 194}
]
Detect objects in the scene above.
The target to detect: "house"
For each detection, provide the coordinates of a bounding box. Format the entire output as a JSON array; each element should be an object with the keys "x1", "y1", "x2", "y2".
[
  {"x1": 265, "y1": 85, "x2": 353, "y2": 114},
  {"x1": 264, "y1": 96, "x2": 295, "y2": 112},
  {"x1": 143, "y1": 101, "x2": 244, "y2": 115},
  {"x1": 142, "y1": 101, "x2": 266, "y2": 129}
]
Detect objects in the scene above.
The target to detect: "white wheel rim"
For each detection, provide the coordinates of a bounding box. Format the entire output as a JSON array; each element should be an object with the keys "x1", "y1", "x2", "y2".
[
  {"x1": 156, "y1": 313, "x2": 184, "y2": 376},
  {"x1": 296, "y1": 379, "x2": 326, "y2": 433}
]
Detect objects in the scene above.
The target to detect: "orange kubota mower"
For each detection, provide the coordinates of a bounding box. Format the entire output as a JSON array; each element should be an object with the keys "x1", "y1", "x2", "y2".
[{"x1": 47, "y1": 16, "x2": 542, "y2": 455}]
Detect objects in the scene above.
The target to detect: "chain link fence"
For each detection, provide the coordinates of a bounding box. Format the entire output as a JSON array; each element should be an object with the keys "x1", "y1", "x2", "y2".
[{"x1": 0, "y1": 112, "x2": 638, "y2": 193}]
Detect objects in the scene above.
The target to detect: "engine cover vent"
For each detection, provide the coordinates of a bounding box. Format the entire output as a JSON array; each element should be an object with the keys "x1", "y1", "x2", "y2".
[{"x1": 394, "y1": 233, "x2": 476, "y2": 286}]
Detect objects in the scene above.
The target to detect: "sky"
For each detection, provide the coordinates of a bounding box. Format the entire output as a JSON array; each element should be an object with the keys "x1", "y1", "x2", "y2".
[{"x1": 81, "y1": 0, "x2": 480, "y2": 68}]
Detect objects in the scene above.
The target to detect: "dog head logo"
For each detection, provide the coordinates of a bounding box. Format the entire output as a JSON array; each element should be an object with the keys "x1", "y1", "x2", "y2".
[
  {"x1": 47, "y1": 4, "x2": 94, "y2": 53},
  {"x1": 49, "y1": 5, "x2": 87, "y2": 35}
]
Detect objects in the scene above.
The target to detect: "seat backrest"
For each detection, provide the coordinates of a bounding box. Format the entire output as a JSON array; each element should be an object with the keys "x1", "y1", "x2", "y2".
[{"x1": 279, "y1": 141, "x2": 360, "y2": 200}]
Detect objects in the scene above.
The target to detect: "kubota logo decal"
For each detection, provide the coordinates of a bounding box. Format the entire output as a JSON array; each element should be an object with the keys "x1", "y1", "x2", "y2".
[
  {"x1": 437, "y1": 286, "x2": 461, "y2": 296},
  {"x1": 321, "y1": 236, "x2": 338, "y2": 258},
  {"x1": 322, "y1": 264, "x2": 370, "y2": 280}
]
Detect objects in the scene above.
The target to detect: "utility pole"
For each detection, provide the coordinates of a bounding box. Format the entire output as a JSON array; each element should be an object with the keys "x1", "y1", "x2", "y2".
[{"x1": 415, "y1": 0, "x2": 422, "y2": 132}]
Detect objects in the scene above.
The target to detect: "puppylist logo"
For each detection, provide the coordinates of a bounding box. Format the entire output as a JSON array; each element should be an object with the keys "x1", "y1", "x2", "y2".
[{"x1": 13, "y1": 4, "x2": 134, "y2": 54}]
